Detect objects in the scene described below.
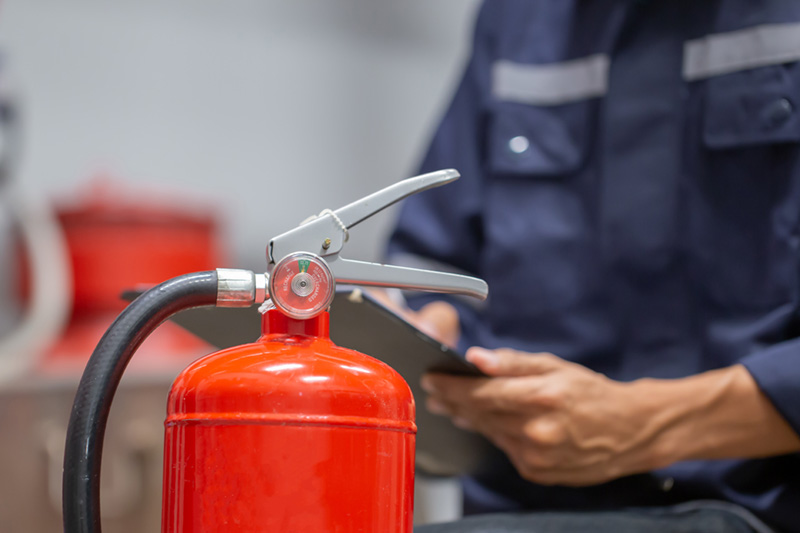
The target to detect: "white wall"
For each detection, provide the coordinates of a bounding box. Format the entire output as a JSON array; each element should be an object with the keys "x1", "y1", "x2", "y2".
[{"x1": 0, "y1": 0, "x2": 480, "y2": 269}]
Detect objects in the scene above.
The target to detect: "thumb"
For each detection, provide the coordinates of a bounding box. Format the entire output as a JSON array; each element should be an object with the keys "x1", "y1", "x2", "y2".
[
  {"x1": 415, "y1": 301, "x2": 461, "y2": 348},
  {"x1": 466, "y1": 347, "x2": 563, "y2": 377}
]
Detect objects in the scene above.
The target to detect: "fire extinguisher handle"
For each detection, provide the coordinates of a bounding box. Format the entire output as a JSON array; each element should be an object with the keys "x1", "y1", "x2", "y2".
[
  {"x1": 328, "y1": 257, "x2": 488, "y2": 300},
  {"x1": 267, "y1": 169, "x2": 489, "y2": 301},
  {"x1": 326, "y1": 168, "x2": 459, "y2": 231},
  {"x1": 269, "y1": 169, "x2": 459, "y2": 263}
]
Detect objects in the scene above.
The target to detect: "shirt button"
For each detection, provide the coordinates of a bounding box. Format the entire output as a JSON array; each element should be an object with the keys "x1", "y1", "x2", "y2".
[
  {"x1": 508, "y1": 135, "x2": 530, "y2": 154},
  {"x1": 762, "y1": 97, "x2": 793, "y2": 128},
  {"x1": 660, "y1": 477, "x2": 674, "y2": 492}
]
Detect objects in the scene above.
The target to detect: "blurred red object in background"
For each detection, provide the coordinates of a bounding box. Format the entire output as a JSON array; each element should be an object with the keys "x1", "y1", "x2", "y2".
[{"x1": 18, "y1": 176, "x2": 228, "y2": 375}]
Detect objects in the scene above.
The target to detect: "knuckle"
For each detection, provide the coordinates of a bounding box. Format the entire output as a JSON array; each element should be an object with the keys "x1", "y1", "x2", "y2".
[
  {"x1": 533, "y1": 352, "x2": 560, "y2": 366},
  {"x1": 480, "y1": 381, "x2": 516, "y2": 411},
  {"x1": 503, "y1": 440, "x2": 561, "y2": 485},
  {"x1": 524, "y1": 419, "x2": 567, "y2": 448},
  {"x1": 536, "y1": 383, "x2": 567, "y2": 409},
  {"x1": 495, "y1": 348, "x2": 519, "y2": 358},
  {"x1": 471, "y1": 386, "x2": 497, "y2": 408}
]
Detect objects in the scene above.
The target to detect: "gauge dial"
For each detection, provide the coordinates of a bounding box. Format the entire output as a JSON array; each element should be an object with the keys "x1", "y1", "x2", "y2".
[{"x1": 269, "y1": 252, "x2": 335, "y2": 320}]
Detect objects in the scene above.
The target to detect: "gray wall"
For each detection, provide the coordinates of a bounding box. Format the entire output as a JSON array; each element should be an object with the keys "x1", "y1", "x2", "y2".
[{"x1": 0, "y1": 0, "x2": 480, "y2": 268}]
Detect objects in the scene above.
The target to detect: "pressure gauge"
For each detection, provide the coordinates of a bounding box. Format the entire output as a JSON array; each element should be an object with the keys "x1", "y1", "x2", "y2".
[{"x1": 268, "y1": 252, "x2": 335, "y2": 320}]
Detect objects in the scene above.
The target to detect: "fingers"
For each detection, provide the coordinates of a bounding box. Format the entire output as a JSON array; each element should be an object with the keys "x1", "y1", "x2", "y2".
[
  {"x1": 422, "y1": 353, "x2": 569, "y2": 413},
  {"x1": 466, "y1": 348, "x2": 565, "y2": 377},
  {"x1": 421, "y1": 347, "x2": 646, "y2": 487},
  {"x1": 487, "y1": 428, "x2": 624, "y2": 487},
  {"x1": 434, "y1": 410, "x2": 614, "y2": 485},
  {"x1": 424, "y1": 400, "x2": 567, "y2": 452},
  {"x1": 502, "y1": 449, "x2": 618, "y2": 487},
  {"x1": 422, "y1": 373, "x2": 544, "y2": 412},
  {"x1": 363, "y1": 292, "x2": 461, "y2": 348}
]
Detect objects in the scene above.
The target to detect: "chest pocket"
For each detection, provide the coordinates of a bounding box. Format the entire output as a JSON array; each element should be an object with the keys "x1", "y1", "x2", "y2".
[
  {"x1": 684, "y1": 21, "x2": 800, "y2": 147},
  {"x1": 703, "y1": 64, "x2": 800, "y2": 148},
  {"x1": 487, "y1": 56, "x2": 604, "y2": 177},
  {"x1": 688, "y1": 60, "x2": 800, "y2": 311},
  {"x1": 487, "y1": 101, "x2": 591, "y2": 177},
  {"x1": 482, "y1": 59, "x2": 601, "y2": 325}
]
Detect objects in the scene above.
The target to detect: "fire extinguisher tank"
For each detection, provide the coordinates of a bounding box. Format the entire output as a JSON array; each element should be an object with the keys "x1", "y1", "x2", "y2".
[{"x1": 162, "y1": 309, "x2": 416, "y2": 532}]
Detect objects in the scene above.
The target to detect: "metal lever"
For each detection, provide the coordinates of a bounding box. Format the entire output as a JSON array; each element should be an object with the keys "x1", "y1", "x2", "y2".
[
  {"x1": 328, "y1": 257, "x2": 488, "y2": 300},
  {"x1": 332, "y1": 168, "x2": 459, "y2": 230},
  {"x1": 269, "y1": 169, "x2": 460, "y2": 262}
]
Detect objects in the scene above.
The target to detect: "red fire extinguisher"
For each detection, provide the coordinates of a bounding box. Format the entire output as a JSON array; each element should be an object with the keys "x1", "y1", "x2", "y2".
[{"x1": 62, "y1": 169, "x2": 488, "y2": 532}]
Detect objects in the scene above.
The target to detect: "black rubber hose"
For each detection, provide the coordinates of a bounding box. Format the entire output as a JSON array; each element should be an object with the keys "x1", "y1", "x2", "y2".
[{"x1": 63, "y1": 271, "x2": 218, "y2": 533}]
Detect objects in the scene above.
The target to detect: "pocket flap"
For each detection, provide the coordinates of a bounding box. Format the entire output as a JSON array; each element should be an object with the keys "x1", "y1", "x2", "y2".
[
  {"x1": 703, "y1": 65, "x2": 800, "y2": 149},
  {"x1": 488, "y1": 102, "x2": 591, "y2": 177}
]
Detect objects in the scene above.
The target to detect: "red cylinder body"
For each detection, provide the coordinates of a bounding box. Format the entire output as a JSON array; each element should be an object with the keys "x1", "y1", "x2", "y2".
[{"x1": 162, "y1": 310, "x2": 416, "y2": 532}]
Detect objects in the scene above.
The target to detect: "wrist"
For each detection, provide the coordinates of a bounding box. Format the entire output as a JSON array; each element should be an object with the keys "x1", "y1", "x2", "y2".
[
  {"x1": 623, "y1": 375, "x2": 700, "y2": 469},
  {"x1": 628, "y1": 365, "x2": 800, "y2": 467}
]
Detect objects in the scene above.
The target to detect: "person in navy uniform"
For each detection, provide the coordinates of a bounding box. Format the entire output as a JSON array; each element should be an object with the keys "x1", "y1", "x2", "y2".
[{"x1": 390, "y1": 2, "x2": 800, "y2": 532}]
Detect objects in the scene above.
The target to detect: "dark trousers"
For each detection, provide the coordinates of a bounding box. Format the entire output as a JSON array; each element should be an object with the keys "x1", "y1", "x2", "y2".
[{"x1": 415, "y1": 506, "x2": 768, "y2": 533}]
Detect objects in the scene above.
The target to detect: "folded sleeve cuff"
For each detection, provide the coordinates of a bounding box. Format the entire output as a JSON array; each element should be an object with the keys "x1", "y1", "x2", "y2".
[{"x1": 740, "y1": 338, "x2": 800, "y2": 435}]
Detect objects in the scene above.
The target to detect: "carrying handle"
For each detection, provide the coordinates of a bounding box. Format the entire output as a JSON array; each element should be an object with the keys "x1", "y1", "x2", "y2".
[
  {"x1": 269, "y1": 169, "x2": 459, "y2": 261},
  {"x1": 328, "y1": 257, "x2": 488, "y2": 301}
]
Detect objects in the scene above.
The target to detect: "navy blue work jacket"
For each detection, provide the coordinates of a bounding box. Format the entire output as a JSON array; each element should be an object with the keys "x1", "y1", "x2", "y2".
[{"x1": 388, "y1": 1, "x2": 800, "y2": 531}]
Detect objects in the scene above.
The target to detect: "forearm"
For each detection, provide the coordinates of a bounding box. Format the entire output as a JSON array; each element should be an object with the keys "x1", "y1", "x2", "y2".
[{"x1": 632, "y1": 364, "x2": 800, "y2": 468}]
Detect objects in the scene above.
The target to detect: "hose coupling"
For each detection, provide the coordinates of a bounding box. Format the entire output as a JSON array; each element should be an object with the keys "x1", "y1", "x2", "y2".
[{"x1": 216, "y1": 268, "x2": 268, "y2": 307}]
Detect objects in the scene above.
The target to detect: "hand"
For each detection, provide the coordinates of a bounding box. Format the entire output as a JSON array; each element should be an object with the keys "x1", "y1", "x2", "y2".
[
  {"x1": 422, "y1": 348, "x2": 800, "y2": 487},
  {"x1": 412, "y1": 301, "x2": 460, "y2": 349},
  {"x1": 422, "y1": 348, "x2": 655, "y2": 486}
]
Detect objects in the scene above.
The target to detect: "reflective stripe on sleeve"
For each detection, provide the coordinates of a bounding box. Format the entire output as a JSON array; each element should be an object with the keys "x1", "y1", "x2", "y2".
[
  {"x1": 684, "y1": 23, "x2": 800, "y2": 81},
  {"x1": 492, "y1": 54, "x2": 610, "y2": 106}
]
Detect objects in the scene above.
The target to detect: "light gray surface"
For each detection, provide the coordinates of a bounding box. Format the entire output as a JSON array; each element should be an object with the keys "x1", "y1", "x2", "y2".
[
  {"x1": 0, "y1": 0, "x2": 481, "y2": 268},
  {"x1": 415, "y1": 476, "x2": 463, "y2": 526}
]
